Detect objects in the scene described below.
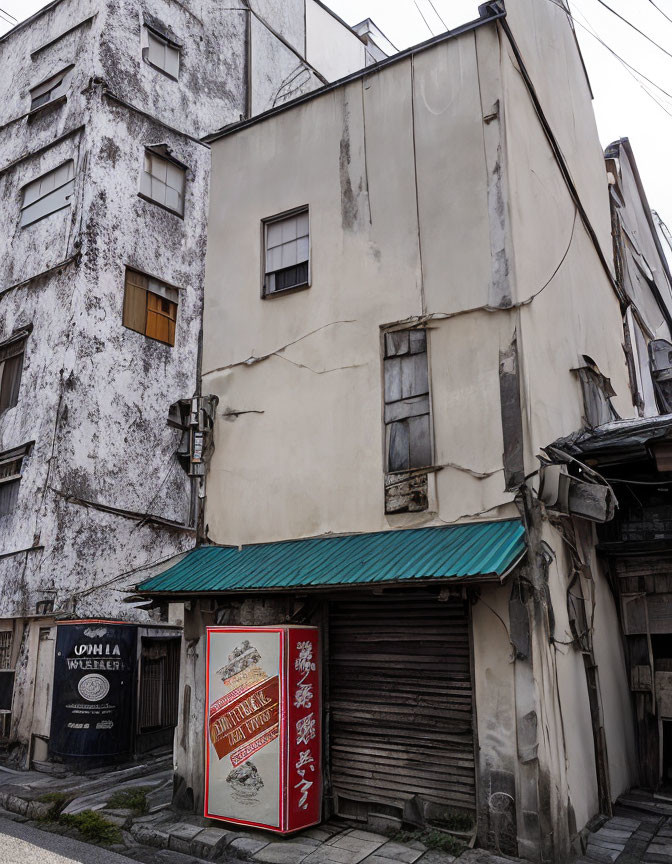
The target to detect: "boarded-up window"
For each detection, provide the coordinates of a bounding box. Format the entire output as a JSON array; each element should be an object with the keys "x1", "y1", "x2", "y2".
[
  {"x1": 263, "y1": 208, "x2": 309, "y2": 296},
  {"x1": 140, "y1": 150, "x2": 185, "y2": 215},
  {"x1": 123, "y1": 268, "x2": 178, "y2": 346},
  {"x1": 0, "y1": 444, "x2": 30, "y2": 517},
  {"x1": 574, "y1": 356, "x2": 618, "y2": 428},
  {"x1": 30, "y1": 66, "x2": 72, "y2": 110},
  {"x1": 384, "y1": 329, "x2": 432, "y2": 472},
  {"x1": 0, "y1": 333, "x2": 26, "y2": 414},
  {"x1": 21, "y1": 161, "x2": 75, "y2": 227},
  {"x1": 144, "y1": 28, "x2": 180, "y2": 79}
]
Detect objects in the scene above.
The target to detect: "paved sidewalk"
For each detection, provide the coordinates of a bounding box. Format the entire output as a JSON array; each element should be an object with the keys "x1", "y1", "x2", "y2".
[
  {"x1": 0, "y1": 759, "x2": 466, "y2": 864},
  {"x1": 0, "y1": 814, "x2": 138, "y2": 864},
  {"x1": 577, "y1": 790, "x2": 672, "y2": 864}
]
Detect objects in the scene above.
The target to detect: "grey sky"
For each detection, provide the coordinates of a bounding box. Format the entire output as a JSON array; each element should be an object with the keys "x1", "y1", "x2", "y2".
[{"x1": 2, "y1": 0, "x2": 671, "y2": 228}]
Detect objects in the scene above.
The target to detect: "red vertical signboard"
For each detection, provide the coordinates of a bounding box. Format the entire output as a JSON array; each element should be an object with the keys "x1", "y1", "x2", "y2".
[
  {"x1": 287, "y1": 628, "x2": 321, "y2": 830},
  {"x1": 205, "y1": 626, "x2": 321, "y2": 833}
]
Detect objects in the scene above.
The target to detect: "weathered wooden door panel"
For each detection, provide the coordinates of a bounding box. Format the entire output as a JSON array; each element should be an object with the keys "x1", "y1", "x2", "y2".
[{"x1": 329, "y1": 595, "x2": 475, "y2": 818}]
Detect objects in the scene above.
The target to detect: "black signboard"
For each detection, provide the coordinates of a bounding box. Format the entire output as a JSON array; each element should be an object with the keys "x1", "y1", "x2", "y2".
[
  {"x1": 49, "y1": 622, "x2": 137, "y2": 759},
  {"x1": 0, "y1": 670, "x2": 14, "y2": 711}
]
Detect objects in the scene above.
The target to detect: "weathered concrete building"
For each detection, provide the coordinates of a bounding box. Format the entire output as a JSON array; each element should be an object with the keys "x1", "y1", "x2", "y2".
[
  {"x1": 135, "y1": 0, "x2": 670, "y2": 859},
  {"x1": 553, "y1": 140, "x2": 672, "y2": 791},
  {"x1": 0, "y1": 0, "x2": 369, "y2": 766}
]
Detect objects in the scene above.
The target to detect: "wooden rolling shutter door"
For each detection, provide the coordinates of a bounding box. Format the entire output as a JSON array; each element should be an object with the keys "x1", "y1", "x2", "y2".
[{"x1": 329, "y1": 594, "x2": 476, "y2": 817}]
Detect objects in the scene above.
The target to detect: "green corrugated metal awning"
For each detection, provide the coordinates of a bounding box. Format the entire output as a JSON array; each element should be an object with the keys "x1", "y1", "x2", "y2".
[{"x1": 137, "y1": 520, "x2": 526, "y2": 595}]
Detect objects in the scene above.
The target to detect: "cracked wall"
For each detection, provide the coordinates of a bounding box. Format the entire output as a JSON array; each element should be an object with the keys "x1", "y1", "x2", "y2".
[
  {"x1": 202, "y1": 2, "x2": 638, "y2": 857},
  {"x1": 0, "y1": 0, "x2": 356, "y2": 760}
]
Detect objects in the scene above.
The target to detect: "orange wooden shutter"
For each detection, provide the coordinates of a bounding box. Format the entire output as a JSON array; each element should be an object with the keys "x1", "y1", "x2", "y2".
[{"x1": 123, "y1": 270, "x2": 148, "y2": 334}]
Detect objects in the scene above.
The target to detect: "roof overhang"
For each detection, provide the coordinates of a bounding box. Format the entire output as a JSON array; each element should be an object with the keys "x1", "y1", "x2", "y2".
[
  {"x1": 551, "y1": 414, "x2": 672, "y2": 468},
  {"x1": 135, "y1": 520, "x2": 527, "y2": 597}
]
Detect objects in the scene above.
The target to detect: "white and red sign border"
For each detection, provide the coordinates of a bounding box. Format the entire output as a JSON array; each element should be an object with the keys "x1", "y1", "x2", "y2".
[{"x1": 204, "y1": 625, "x2": 321, "y2": 834}]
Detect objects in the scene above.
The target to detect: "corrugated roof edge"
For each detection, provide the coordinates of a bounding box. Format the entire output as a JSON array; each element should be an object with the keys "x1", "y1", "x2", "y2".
[
  {"x1": 135, "y1": 519, "x2": 527, "y2": 596},
  {"x1": 202, "y1": 1, "x2": 507, "y2": 145}
]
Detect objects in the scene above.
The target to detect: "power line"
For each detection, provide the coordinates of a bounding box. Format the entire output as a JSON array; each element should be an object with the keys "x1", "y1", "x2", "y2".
[
  {"x1": 424, "y1": 0, "x2": 449, "y2": 31},
  {"x1": 413, "y1": 0, "x2": 435, "y2": 36},
  {"x1": 570, "y1": 1, "x2": 672, "y2": 100},
  {"x1": 648, "y1": 0, "x2": 672, "y2": 26},
  {"x1": 558, "y1": 0, "x2": 672, "y2": 118},
  {"x1": 0, "y1": 6, "x2": 16, "y2": 21},
  {"x1": 0, "y1": 11, "x2": 15, "y2": 26},
  {"x1": 592, "y1": 0, "x2": 672, "y2": 63}
]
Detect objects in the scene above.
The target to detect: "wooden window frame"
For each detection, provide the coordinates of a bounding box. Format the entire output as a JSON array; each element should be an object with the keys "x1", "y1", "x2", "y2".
[
  {"x1": 0, "y1": 443, "x2": 32, "y2": 518},
  {"x1": 261, "y1": 206, "x2": 310, "y2": 298},
  {"x1": 123, "y1": 267, "x2": 178, "y2": 347},
  {"x1": 0, "y1": 331, "x2": 28, "y2": 415},
  {"x1": 382, "y1": 327, "x2": 434, "y2": 474},
  {"x1": 0, "y1": 632, "x2": 12, "y2": 671}
]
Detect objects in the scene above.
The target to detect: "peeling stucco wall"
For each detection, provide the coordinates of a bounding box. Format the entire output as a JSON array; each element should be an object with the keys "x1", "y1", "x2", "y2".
[
  {"x1": 0, "y1": 0, "x2": 352, "y2": 761},
  {"x1": 200, "y1": 2, "x2": 639, "y2": 858}
]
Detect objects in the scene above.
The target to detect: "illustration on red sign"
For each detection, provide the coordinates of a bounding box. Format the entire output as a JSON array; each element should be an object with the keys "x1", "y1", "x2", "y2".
[{"x1": 205, "y1": 627, "x2": 321, "y2": 833}]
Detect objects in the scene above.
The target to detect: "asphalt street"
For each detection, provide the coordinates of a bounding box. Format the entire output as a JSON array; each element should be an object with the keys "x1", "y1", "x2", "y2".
[{"x1": 0, "y1": 815, "x2": 137, "y2": 864}]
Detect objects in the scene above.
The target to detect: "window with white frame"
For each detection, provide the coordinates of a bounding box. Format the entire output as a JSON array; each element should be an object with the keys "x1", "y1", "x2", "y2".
[
  {"x1": 0, "y1": 444, "x2": 31, "y2": 518},
  {"x1": 140, "y1": 150, "x2": 185, "y2": 216},
  {"x1": 263, "y1": 208, "x2": 309, "y2": 296},
  {"x1": 144, "y1": 27, "x2": 180, "y2": 79},
  {"x1": 21, "y1": 161, "x2": 75, "y2": 227},
  {"x1": 29, "y1": 66, "x2": 72, "y2": 110}
]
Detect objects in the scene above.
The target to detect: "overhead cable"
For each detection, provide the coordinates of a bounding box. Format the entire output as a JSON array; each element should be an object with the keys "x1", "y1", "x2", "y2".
[
  {"x1": 499, "y1": 15, "x2": 624, "y2": 306},
  {"x1": 424, "y1": 0, "x2": 449, "y2": 31},
  {"x1": 592, "y1": 0, "x2": 672, "y2": 62},
  {"x1": 648, "y1": 0, "x2": 672, "y2": 25},
  {"x1": 413, "y1": 0, "x2": 435, "y2": 36},
  {"x1": 558, "y1": 0, "x2": 672, "y2": 116}
]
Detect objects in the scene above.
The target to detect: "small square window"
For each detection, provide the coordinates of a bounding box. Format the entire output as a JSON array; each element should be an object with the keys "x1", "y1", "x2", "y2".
[
  {"x1": 144, "y1": 27, "x2": 180, "y2": 79},
  {"x1": 123, "y1": 268, "x2": 178, "y2": 346},
  {"x1": 139, "y1": 150, "x2": 185, "y2": 216},
  {"x1": 29, "y1": 66, "x2": 72, "y2": 110},
  {"x1": 21, "y1": 161, "x2": 75, "y2": 227},
  {"x1": 262, "y1": 208, "x2": 310, "y2": 296},
  {"x1": 0, "y1": 332, "x2": 27, "y2": 415}
]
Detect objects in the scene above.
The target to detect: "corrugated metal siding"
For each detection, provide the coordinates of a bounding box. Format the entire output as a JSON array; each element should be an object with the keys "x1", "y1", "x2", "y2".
[
  {"x1": 137, "y1": 520, "x2": 526, "y2": 594},
  {"x1": 329, "y1": 595, "x2": 475, "y2": 817}
]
